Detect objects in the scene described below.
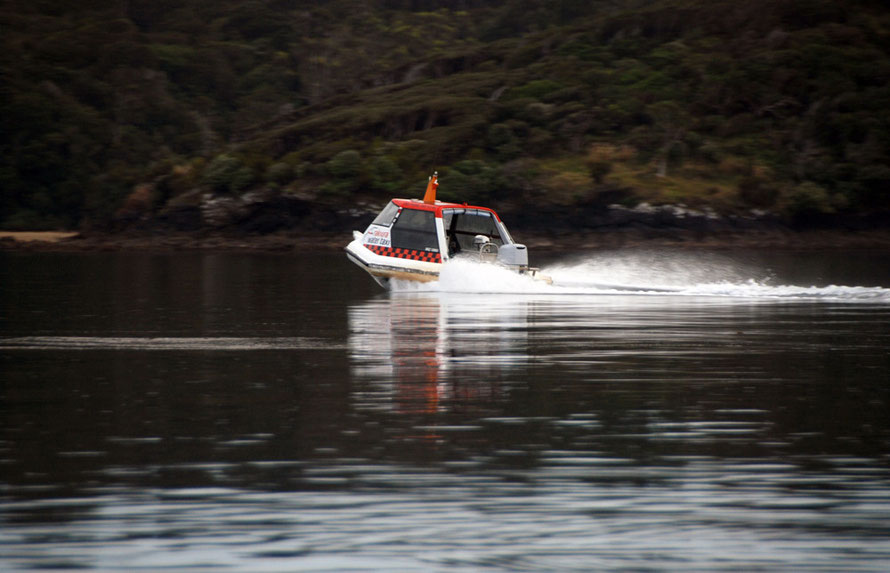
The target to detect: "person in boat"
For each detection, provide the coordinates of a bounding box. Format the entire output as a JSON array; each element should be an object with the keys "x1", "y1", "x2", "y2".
[
  {"x1": 446, "y1": 211, "x2": 461, "y2": 257},
  {"x1": 447, "y1": 233, "x2": 460, "y2": 257}
]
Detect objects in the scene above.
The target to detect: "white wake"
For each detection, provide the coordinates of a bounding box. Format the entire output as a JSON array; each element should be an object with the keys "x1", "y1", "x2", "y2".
[{"x1": 389, "y1": 255, "x2": 890, "y2": 302}]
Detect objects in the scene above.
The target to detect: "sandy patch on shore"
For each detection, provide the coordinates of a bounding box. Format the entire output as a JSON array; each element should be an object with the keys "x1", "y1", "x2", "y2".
[{"x1": 0, "y1": 231, "x2": 79, "y2": 243}]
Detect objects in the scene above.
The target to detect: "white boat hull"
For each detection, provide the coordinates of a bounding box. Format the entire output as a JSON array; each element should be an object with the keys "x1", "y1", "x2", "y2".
[{"x1": 345, "y1": 237, "x2": 440, "y2": 289}]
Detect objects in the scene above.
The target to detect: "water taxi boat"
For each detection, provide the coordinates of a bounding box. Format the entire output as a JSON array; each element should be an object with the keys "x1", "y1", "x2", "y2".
[{"x1": 345, "y1": 173, "x2": 547, "y2": 289}]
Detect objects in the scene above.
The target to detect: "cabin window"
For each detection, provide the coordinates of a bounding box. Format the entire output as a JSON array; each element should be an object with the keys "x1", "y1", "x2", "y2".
[
  {"x1": 391, "y1": 208, "x2": 439, "y2": 252},
  {"x1": 371, "y1": 201, "x2": 400, "y2": 227},
  {"x1": 442, "y1": 209, "x2": 503, "y2": 254}
]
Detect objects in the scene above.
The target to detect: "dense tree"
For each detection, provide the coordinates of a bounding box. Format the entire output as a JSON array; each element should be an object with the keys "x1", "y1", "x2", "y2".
[{"x1": 1, "y1": 0, "x2": 888, "y2": 229}]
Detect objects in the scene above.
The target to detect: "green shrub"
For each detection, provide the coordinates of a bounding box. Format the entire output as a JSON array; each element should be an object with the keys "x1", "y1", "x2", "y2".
[
  {"x1": 486, "y1": 123, "x2": 521, "y2": 161},
  {"x1": 267, "y1": 162, "x2": 294, "y2": 184},
  {"x1": 737, "y1": 176, "x2": 778, "y2": 208},
  {"x1": 230, "y1": 166, "x2": 256, "y2": 193},
  {"x1": 587, "y1": 160, "x2": 613, "y2": 184},
  {"x1": 323, "y1": 150, "x2": 364, "y2": 196},
  {"x1": 439, "y1": 160, "x2": 505, "y2": 203},
  {"x1": 506, "y1": 79, "x2": 564, "y2": 101},
  {"x1": 781, "y1": 181, "x2": 836, "y2": 216},
  {"x1": 327, "y1": 150, "x2": 362, "y2": 179},
  {"x1": 369, "y1": 155, "x2": 403, "y2": 194},
  {"x1": 202, "y1": 154, "x2": 256, "y2": 194},
  {"x1": 202, "y1": 154, "x2": 242, "y2": 194}
]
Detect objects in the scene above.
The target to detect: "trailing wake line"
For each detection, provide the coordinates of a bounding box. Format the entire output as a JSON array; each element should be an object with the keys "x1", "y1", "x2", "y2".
[
  {"x1": 0, "y1": 336, "x2": 334, "y2": 351},
  {"x1": 390, "y1": 259, "x2": 890, "y2": 302}
]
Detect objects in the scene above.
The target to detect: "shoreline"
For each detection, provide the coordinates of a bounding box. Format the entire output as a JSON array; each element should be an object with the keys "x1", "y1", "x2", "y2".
[
  {"x1": 0, "y1": 231, "x2": 80, "y2": 244},
  {"x1": 3, "y1": 228, "x2": 890, "y2": 252}
]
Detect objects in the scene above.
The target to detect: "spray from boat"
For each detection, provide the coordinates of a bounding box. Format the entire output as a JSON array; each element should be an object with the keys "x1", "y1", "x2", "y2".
[{"x1": 389, "y1": 254, "x2": 890, "y2": 302}]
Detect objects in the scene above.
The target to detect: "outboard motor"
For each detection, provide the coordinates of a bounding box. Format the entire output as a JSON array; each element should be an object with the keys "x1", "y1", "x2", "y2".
[{"x1": 497, "y1": 243, "x2": 528, "y2": 270}]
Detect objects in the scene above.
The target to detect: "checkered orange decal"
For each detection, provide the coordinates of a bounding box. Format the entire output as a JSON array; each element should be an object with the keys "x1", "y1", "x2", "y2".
[{"x1": 367, "y1": 245, "x2": 441, "y2": 263}]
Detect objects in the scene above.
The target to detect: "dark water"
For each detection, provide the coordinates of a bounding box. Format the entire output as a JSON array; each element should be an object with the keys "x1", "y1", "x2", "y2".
[{"x1": 2, "y1": 249, "x2": 890, "y2": 571}]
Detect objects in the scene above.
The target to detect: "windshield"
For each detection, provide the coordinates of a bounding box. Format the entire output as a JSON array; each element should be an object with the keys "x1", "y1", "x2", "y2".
[
  {"x1": 442, "y1": 209, "x2": 504, "y2": 254},
  {"x1": 370, "y1": 202, "x2": 400, "y2": 227}
]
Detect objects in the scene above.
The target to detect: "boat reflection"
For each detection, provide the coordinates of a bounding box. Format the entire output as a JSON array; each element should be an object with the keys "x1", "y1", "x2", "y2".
[{"x1": 347, "y1": 293, "x2": 531, "y2": 414}]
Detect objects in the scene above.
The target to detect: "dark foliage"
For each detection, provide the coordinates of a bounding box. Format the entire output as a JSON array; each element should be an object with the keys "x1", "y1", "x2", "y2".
[{"x1": 1, "y1": 0, "x2": 888, "y2": 230}]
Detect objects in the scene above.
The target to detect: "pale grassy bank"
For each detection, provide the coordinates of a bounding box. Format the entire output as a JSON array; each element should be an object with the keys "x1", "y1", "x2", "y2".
[{"x1": 0, "y1": 231, "x2": 80, "y2": 243}]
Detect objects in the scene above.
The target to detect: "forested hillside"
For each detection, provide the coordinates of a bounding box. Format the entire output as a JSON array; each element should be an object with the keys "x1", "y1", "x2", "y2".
[{"x1": 2, "y1": 0, "x2": 889, "y2": 231}]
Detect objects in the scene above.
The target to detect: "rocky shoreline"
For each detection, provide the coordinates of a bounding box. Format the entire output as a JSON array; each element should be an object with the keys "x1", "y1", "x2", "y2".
[{"x1": 3, "y1": 200, "x2": 890, "y2": 252}]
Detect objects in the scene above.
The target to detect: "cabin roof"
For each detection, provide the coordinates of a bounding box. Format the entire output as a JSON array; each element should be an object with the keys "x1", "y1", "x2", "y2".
[{"x1": 392, "y1": 198, "x2": 502, "y2": 221}]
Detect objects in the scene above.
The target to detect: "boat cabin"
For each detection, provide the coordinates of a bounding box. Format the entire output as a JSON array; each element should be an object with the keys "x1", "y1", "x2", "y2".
[{"x1": 360, "y1": 198, "x2": 514, "y2": 263}]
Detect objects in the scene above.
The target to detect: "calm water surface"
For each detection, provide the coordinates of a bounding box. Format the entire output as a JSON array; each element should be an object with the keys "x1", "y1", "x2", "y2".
[{"x1": 2, "y1": 249, "x2": 890, "y2": 571}]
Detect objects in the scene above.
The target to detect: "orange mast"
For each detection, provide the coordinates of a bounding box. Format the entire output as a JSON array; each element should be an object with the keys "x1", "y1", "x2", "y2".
[{"x1": 422, "y1": 171, "x2": 438, "y2": 204}]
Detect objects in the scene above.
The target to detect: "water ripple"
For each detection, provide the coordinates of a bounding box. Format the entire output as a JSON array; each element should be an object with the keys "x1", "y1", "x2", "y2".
[{"x1": 0, "y1": 336, "x2": 335, "y2": 351}]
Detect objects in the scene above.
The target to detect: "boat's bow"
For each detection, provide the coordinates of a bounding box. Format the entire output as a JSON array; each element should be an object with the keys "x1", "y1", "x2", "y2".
[{"x1": 345, "y1": 233, "x2": 440, "y2": 289}]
